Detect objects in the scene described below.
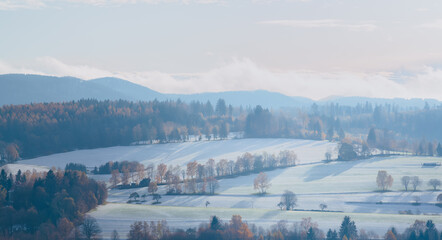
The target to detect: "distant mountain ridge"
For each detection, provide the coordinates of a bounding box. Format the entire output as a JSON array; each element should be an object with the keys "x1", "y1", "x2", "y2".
[
  {"x1": 0, "y1": 74, "x2": 439, "y2": 109},
  {"x1": 319, "y1": 96, "x2": 440, "y2": 108}
]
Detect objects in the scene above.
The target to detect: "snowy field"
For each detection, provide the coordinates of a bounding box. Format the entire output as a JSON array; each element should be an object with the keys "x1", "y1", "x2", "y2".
[
  {"x1": 90, "y1": 203, "x2": 442, "y2": 239},
  {"x1": 8, "y1": 138, "x2": 442, "y2": 239},
  {"x1": 0, "y1": 163, "x2": 49, "y2": 175},
  {"x1": 106, "y1": 156, "x2": 442, "y2": 214},
  {"x1": 19, "y1": 138, "x2": 338, "y2": 169}
]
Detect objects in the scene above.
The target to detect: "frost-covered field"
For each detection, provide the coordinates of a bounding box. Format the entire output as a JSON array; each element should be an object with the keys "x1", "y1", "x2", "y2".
[
  {"x1": 19, "y1": 138, "x2": 337, "y2": 169},
  {"x1": 10, "y1": 139, "x2": 442, "y2": 239},
  {"x1": 90, "y1": 203, "x2": 442, "y2": 239},
  {"x1": 106, "y1": 156, "x2": 441, "y2": 214},
  {"x1": 0, "y1": 163, "x2": 49, "y2": 174}
]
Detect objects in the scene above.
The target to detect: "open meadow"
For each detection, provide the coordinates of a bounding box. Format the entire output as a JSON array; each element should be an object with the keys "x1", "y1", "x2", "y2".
[{"x1": 11, "y1": 138, "x2": 442, "y2": 238}]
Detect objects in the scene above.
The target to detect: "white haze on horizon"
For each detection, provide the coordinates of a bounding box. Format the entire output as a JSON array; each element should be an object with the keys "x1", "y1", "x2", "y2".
[{"x1": 1, "y1": 57, "x2": 442, "y2": 101}]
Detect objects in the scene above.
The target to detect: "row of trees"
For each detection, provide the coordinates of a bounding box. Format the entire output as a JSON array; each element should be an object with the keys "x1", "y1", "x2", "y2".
[
  {"x1": 376, "y1": 170, "x2": 441, "y2": 192},
  {"x1": 0, "y1": 168, "x2": 107, "y2": 239},
  {"x1": 3, "y1": 99, "x2": 442, "y2": 162},
  {"x1": 107, "y1": 150, "x2": 297, "y2": 194},
  {"x1": 121, "y1": 215, "x2": 441, "y2": 240}
]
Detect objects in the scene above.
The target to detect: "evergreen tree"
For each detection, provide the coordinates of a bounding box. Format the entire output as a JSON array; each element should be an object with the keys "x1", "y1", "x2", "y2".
[
  {"x1": 44, "y1": 169, "x2": 58, "y2": 197},
  {"x1": 219, "y1": 122, "x2": 229, "y2": 139},
  {"x1": 215, "y1": 99, "x2": 227, "y2": 116},
  {"x1": 437, "y1": 143, "x2": 442, "y2": 157},
  {"x1": 338, "y1": 143, "x2": 357, "y2": 161},
  {"x1": 424, "y1": 220, "x2": 439, "y2": 240},
  {"x1": 210, "y1": 216, "x2": 222, "y2": 231},
  {"x1": 204, "y1": 101, "x2": 214, "y2": 116},
  {"x1": 367, "y1": 128, "x2": 377, "y2": 147},
  {"x1": 326, "y1": 229, "x2": 338, "y2": 240},
  {"x1": 307, "y1": 227, "x2": 316, "y2": 240},
  {"x1": 338, "y1": 128, "x2": 346, "y2": 140},
  {"x1": 326, "y1": 127, "x2": 334, "y2": 141},
  {"x1": 339, "y1": 216, "x2": 358, "y2": 240},
  {"x1": 428, "y1": 142, "x2": 434, "y2": 156}
]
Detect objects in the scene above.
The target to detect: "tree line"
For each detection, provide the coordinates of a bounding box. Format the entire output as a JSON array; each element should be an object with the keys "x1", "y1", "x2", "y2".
[
  {"x1": 117, "y1": 215, "x2": 441, "y2": 240},
  {"x1": 0, "y1": 99, "x2": 237, "y2": 160},
  {"x1": 0, "y1": 167, "x2": 107, "y2": 239},
  {"x1": 2, "y1": 99, "x2": 442, "y2": 162},
  {"x1": 376, "y1": 170, "x2": 441, "y2": 192},
  {"x1": 103, "y1": 150, "x2": 297, "y2": 196}
]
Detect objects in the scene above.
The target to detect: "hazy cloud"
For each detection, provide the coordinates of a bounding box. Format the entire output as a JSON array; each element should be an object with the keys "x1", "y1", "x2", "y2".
[
  {"x1": 67, "y1": 0, "x2": 222, "y2": 5},
  {"x1": 2, "y1": 57, "x2": 442, "y2": 100},
  {"x1": 0, "y1": 60, "x2": 45, "y2": 75},
  {"x1": 260, "y1": 19, "x2": 377, "y2": 32},
  {"x1": 418, "y1": 19, "x2": 442, "y2": 29},
  {"x1": 0, "y1": 0, "x2": 45, "y2": 10},
  {"x1": 0, "y1": 0, "x2": 221, "y2": 9}
]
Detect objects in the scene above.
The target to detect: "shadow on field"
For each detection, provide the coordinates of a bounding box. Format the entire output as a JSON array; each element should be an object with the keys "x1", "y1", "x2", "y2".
[
  {"x1": 261, "y1": 209, "x2": 282, "y2": 219},
  {"x1": 303, "y1": 161, "x2": 360, "y2": 182},
  {"x1": 303, "y1": 157, "x2": 388, "y2": 182}
]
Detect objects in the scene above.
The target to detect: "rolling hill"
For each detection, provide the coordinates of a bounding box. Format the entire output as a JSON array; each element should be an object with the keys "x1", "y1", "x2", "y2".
[{"x1": 1, "y1": 74, "x2": 439, "y2": 109}]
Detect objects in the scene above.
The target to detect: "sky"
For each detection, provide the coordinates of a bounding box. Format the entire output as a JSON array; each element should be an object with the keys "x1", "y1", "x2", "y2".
[{"x1": 1, "y1": 0, "x2": 442, "y2": 100}]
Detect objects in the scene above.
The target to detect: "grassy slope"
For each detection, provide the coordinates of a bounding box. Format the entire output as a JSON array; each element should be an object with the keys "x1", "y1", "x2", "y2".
[
  {"x1": 19, "y1": 138, "x2": 337, "y2": 169},
  {"x1": 90, "y1": 203, "x2": 442, "y2": 239}
]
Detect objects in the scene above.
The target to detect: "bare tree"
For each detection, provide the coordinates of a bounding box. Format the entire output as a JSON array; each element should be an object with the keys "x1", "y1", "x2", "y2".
[
  {"x1": 109, "y1": 169, "x2": 121, "y2": 188},
  {"x1": 81, "y1": 216, "x2": 101, "y2": 240},
  {"x1": 279, "y1": 150, "x2": 297, "y2": 166},
  {"x1": 411, "y1": 176, "x2": 422, "y2": 191},
  {"x1": 129, "y1": 192, "x2": 139, "y2": 201},
  {"x1": 207, "y1": 176, "x2": 219, "y2": 195},
  {"x1": 181, "y1": 169, "x2": 186, "y2": 180},
  {"x1": 206, "y1": 158, "x2": 216, "y2": 177},
  {"x1": 428, "y1": 179, "x2": 441, "y2": 191},
  {"x1": 157, "y1": 164, "x2": 167, "y2": 183},
  {"x1": 280, "y1": 190, "x2": 297, "y2": 210},
  {"x1": 172, "y1": 175, "x2": 182, "y2": 193},
  {"x1": 153, "y1": 194, "x2": 161, "y2": 204},
  {"x1": 319, "y1": 203, "x2": 327, "y2": 211},
  {"x1": 254, "y1": 172, "x2": 271, "y2": 194},
  {"x1": 217, "y1": 159, "x2": 228, "y2": 176},
  {"x1": 148, "y1": 182, "x2": 158, "y2": 195},
  {"x1": 136, "y1": 164, "x2": 146, "y2": 184},
  {"x1": 186, "y1": 161, "x2": 198, "y2": 180},
  {"x1": 325, "y1": 151, "x2": 332, "y2": 161},
  {"x1": 242, "y1": 152, "x2": 255, "y2": 172},
  {"x1": 146, "y1": 163, "x2": 155, "y2": 179},
  {"x1": 228, "y1": 160, "x2": 235, "y2": 175},
  {"x1": 401, "y1": 176, "x2": 411, "y2": 191},
  {"x1": 376, "y1": 170, "x2": 393, "y2": 191},
  {"x1": 122, "y1": 167, "x2": 130, "y2": 186}
]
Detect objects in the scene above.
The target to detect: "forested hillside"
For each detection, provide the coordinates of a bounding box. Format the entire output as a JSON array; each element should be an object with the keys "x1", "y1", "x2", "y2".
[
  {"x1": 0, "y1": 99, "x2": 239, "y2": 158},
  {"x1": 1, "y1": 99, "x2": 442, "y2": 161}
]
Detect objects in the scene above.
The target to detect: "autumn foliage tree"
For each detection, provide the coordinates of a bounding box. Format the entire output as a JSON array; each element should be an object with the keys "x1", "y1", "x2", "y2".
[{"x1": 225, "y1": 215, "x2": 253, "y2": 240}]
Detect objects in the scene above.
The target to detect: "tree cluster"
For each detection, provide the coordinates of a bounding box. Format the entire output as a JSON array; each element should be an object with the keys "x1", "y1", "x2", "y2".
[
  {"x1": 0, "y1": 99, "x2": 236, "y2": 160},
  {"x1": 65, "y1": 163, "x2": 87, "y2": 173},
  {"x1": 106, "y1": 150, "x2": 297, "y2": 198},
  {"x1": 0, "y1": 168, "x2": 107, "y2": 239},
  {"x1": 122, "y1": 215, "x2": 441, "y2": 240},
  {"x1": 401, "y1": 176, "x2": 441, "y2": 192}
]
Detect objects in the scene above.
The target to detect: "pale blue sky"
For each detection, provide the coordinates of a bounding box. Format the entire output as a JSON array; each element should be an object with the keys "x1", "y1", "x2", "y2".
[{"x1": 2, "y1": 0, "x2": 442, "y2": 99}]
